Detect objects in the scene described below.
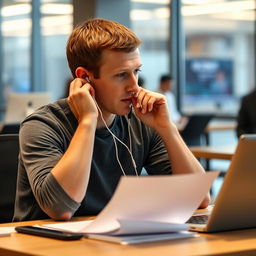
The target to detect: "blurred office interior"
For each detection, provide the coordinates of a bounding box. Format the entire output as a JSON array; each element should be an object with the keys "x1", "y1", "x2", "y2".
[{"x1": 0, "y1": 0, "x2": 255, "y2": 192}]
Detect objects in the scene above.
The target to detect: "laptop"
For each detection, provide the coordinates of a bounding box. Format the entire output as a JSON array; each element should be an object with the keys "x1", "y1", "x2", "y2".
[{"x1": 187, "y1": 134, "x2": 256, "y2": 232}]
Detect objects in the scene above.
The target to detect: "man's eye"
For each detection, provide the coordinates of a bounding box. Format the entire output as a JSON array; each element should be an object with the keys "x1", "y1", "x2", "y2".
[{"x1": 116, "y1": 72, "x2": 127, "y2": 78}]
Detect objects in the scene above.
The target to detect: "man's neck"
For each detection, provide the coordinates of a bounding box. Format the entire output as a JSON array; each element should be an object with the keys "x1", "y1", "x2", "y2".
[{"x1": 97, "y1": 113, "x2": 116, "y2": 129}]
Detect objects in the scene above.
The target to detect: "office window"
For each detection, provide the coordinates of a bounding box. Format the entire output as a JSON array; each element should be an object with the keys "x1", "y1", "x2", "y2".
[
  {"x1": 130, "y1": 0, "x2": 171, "y2": 91},
  {"x1": 0, "y1": 0, "x2": 72, "y2": 114},
  {"x1": 182, "y1": 0, "x2": 255, "y2": 115},
  {"x1": 41, "y1": 0, "x2": 73, "y2": 100},
  {"x1": 1, "y1": 0, "x2": 31, "y2": 97}
]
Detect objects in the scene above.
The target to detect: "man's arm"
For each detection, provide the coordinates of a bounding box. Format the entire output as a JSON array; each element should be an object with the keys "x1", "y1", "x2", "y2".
[
  {"x1": 132, "y1": 88, "x2": 210, "y2": 208},
  {"x1": 50, "y1": 79, "x2": 98, "y2": 220}
]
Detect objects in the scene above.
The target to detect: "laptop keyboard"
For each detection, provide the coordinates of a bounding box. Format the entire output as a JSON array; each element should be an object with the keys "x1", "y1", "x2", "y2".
[{"x1": 186, "y1": 214, "x2": 209, "y2": 224}]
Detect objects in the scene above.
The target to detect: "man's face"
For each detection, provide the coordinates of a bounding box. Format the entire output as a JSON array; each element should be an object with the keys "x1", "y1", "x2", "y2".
[{"x1": 91, "y1": 49, "x2": 142, "y2": 117}]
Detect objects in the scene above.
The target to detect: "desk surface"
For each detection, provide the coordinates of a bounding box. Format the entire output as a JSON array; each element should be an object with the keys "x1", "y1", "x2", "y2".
[
  {"x1": 1, "y1": 218, "x2": 256, "y2": 256},
  {"x1": 190, "y1": 145, "x2": 236, "y2": 160},
  {"x1": 177, "y1": 120, "x2": 236, "y2": 134},
  {"x1": 205, "y1": 120, "x2": 236, "y2": 133}
]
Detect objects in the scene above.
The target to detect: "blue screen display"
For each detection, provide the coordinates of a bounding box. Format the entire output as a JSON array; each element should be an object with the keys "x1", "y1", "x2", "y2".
[{"x1": 185, "y1": 58, "x2": 233, "y2": 97}]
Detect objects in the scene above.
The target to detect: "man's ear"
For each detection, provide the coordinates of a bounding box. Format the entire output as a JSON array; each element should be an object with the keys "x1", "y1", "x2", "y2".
[{"x1": 75, "y1": 67, "x2": 88, "y2": 79}]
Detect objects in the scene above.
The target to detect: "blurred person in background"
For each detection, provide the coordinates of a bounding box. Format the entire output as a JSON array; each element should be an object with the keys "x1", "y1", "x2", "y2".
[
  {"x1": 158, "y1": 74, "x2": 187, "y2": 128},
  {"x1": 236, "y1": 88, "x2": 256, "y2": 138}
]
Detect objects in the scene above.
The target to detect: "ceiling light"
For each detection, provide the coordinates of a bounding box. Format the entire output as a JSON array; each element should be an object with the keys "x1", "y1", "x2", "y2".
[
  {"x1": 130, "y1": 9, "x2": 153, "y2": 20},
  {"x1": 1, "y1": 4, "x2": 31, "y2": 17},
  {"x1": 182, "y1": 0, "x2": 255, "y2": 16},
  {"x1": 182, "y1": 0, "x2": 224, "y2": 5},
  {"x1": 41, "y1": 15, "x2": 73, "y2": 27},
  {"x1": 154, "y1": 8, "x2": 170, "y2": 19},
  {"x1": 211, "y1": 10, "x2": 256, "y2": 21},
  {"x1": 2, "y1": 18, "x2": 31, "y2": 36},
  {"x1": 41, "y1": 4, "x2": 73, "y2": 15},
  {"x1": 131, "y1": 0, "x2": 169, "y2": 4}
]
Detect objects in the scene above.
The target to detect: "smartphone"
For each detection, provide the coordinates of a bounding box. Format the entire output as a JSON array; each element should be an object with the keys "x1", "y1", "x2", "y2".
[{"x1": 15, "y1": 225, "x2": 84, "y2": 241}]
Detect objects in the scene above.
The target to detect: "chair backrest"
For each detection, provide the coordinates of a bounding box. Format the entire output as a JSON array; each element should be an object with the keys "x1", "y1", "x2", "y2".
[
  {"x1": 0, "y1": 134, "x2": 19, "y2": 223},
  {"x1": 0, "y1": 124, "x2": 20, "y2": 134},
  {"x1": 180, "y1": 114, "x2": 214, "y2": 146}
]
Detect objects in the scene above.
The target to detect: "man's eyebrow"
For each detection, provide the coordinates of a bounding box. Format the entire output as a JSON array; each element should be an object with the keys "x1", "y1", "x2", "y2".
[{"x1": 115, "y1": 64, "x2": 142, "y2": 73}]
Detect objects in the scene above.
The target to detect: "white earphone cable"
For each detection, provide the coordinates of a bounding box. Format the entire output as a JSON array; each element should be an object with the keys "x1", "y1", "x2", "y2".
[{"x1": 93, "y1": 99, "x2": 138, "y2": 176}]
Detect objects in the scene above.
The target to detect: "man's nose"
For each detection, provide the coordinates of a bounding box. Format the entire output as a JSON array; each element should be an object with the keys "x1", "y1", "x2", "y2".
[{"x1": 127, "y1": 75, "x2": 140, "y2": 93}]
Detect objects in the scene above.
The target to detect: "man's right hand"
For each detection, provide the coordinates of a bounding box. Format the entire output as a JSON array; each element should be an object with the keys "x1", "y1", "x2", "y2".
[{"x1": 67, "y1": 78, "x2": 98, "y2": 123}]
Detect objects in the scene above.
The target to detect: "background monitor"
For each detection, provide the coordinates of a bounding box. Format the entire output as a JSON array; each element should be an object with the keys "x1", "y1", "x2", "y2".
[
  {"x1": 4, "y1": 92, "x2": 51, "y2": 124},
  {"x1": 185, "y1": 58, "x2": 233, "y2": 97}
]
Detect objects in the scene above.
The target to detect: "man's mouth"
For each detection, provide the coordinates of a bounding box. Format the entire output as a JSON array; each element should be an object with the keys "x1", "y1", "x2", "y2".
[{"x1": 121, "y1": 97, "x2": 133, "y2": 104}]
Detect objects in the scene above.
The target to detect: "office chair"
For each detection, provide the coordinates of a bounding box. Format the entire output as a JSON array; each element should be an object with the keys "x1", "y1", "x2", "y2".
[
  {"x1": 0, "y1": 134, "x2": 19, "y2": 223},
  {"x1": 180, "y1": 114, "x2": 214, "y2": 146},
  {"x1": 0, "y1": 123, "x2": 20, "y2": 134}
]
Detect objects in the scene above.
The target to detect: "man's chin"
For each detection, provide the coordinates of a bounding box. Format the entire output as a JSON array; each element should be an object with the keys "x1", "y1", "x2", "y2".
[{"x1": 116, "y1": 108, "x2": 131, "y2": 116}]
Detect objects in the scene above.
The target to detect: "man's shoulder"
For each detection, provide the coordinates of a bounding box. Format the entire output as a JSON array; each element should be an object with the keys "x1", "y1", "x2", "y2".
[{"x1": 21, "y1": 98, "x2": 73, "y2": 125}]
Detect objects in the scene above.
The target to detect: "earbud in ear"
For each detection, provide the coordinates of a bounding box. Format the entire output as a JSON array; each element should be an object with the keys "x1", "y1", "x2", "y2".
[{"x1": 85, "y1": 77, "x2": 91, "y2": 83}]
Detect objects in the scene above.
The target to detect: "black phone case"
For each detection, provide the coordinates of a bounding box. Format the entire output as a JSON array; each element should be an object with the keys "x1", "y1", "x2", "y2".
[{"x1": 15, "y1": 225, "x2": 84, "y2": 240}]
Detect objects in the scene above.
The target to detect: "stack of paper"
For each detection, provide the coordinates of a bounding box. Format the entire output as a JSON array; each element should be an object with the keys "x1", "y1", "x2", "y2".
[
  {"x1": 43, "y1": 172, "x2": 219, "y2": 244},
  {"x1": 44, "y1": 219, "x2": 196, "y2": 244}
]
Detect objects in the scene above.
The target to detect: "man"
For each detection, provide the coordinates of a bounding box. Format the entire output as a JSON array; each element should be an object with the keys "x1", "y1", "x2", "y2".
[
  {"x1": 158, "y1": 74, "x2": 187, "y2": 128},
  {"x1": 236, "y1": 89, "x2": 256, "y2": 138},
  {"x1": 13, "y1": 18, "x2": 210, "y2": 221}
]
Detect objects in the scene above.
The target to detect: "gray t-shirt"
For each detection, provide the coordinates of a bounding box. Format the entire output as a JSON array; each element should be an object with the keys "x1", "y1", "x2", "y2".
[{"x1": 13, "y1": 99, "x2": 171, "y2": 221}]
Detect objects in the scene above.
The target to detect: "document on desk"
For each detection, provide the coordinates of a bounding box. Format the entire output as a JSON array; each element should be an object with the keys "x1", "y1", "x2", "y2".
[
  {"x1": 43, "y1": 171, "x2": 219, "y2": 244},
  {"x1": 0, "y1": 227, "x2": 16, "y2": 237}
]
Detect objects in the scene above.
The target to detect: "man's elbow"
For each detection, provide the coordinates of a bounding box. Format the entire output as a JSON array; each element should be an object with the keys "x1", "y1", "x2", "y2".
[
  {"x1": 46, "y1": 209, "x2": 73, "y2": 221},
  {"x1": 54, "y1": 212, "x2": 73, "y2": 221}
]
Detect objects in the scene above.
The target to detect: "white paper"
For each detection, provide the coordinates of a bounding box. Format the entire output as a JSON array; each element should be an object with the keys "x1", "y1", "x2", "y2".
[
  {"x1": 87, "y1": 231, "x2": 198, "y2": 245},
  {"x1": 113, "y1": 219, "x2": 188, "y2": 235},
  {"x1": 83, "y1": 171, "x2": 219, "y2": 234},
  {"x1": 44, "y1": 171, "x2": 218, "y2": 236},
  {"x1": 0, "y1": 227, "x2": 16, "y2": 236},
  {"x1": 43, "y1": 220, "x2": 93, "y2": 233}
]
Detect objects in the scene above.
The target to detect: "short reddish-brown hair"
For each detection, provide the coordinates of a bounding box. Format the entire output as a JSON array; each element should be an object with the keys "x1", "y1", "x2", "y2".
[{"x1": 66, "y1": 18, "x2": 141, "y2": 78}]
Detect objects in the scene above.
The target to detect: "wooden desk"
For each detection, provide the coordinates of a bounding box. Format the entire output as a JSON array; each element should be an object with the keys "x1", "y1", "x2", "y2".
[
  {"x1": 190, "y1": 145, "x2": 235, "y2": 160},
  {"x1": 204, "y1": 120, "x2": 237, "y2": 146},
  {"x1": 205, "y1": 120, "x2": 236, "y2": 133},
  {"x1": 177, "y1": 120, "x2": 236, "y2": 134},
  {"x1": 1, "y1": 218, "x2": 256, "y2": 256}
]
